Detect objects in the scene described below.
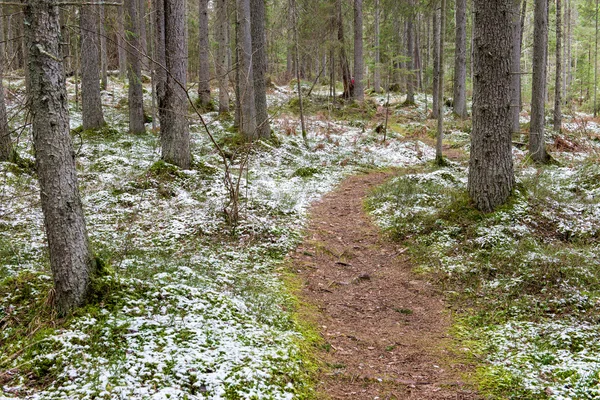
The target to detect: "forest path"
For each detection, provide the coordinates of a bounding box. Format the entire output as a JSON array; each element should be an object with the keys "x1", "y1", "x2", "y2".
[{"x1": 291, "y1": 171, "x2": 477, "y2": 399}]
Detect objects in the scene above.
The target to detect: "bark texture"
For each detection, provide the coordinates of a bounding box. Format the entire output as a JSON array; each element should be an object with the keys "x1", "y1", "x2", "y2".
[
  {"x1": 250, "y1": 0, "x2": 270, "y2": 137},
  {"x1": 125, "y1": 0, "x2": 146, "y2": 134},
  {"x1": 25, "y1": 0, "x2": 93, "y2": 314},
  {"x1": 469, "y1": 0, "x2": 515, "y2": 213},
  {"x1": 373, "y1": 0, "x2": 381, "y2": 93},
  {"x1": 161, "y1": 0, "x2": 190, "y2": 168},
  {"x1": 215, "y1": 0, "x2": 230, "y2": 113},
  {"x1": 198, "y1": 0, "x2": 211, "y2": 108},
  {"x1": 530, "y1": 0, "x2": 549, "y2": 162},
  {"x1": 236, "y1": 0, "x2": 257, "y2": 139},
  {"x1": 436, "y1": 0, "x2": 446, "y2": 162},
  {"x1": 0, "y1": 13, "x2": 12, "y2": 162},
  {"x1": 432, "y1": 7, "x2": 440, "y2": 118},
  {"x1": 80, "y1": 5, "x2": 106, "y2": 130},
  {"x1": 510, "y1": 0, "x2": 522, "y2": 134},
  {"x1": 117, "y1": 6, "x2": 127, "y2": 77},
  {"x1": 98, "y1": 5, "x2": 108, "y2": 90},
  {"x1": 353, "y1": 0, "x2": 364, "y2": 101},
  {"x1": 337, "y1": 0, "x2": 351, "y2": 99},
  {"x1": 405, "y1": 6, "x2": 415, "y2": 104},
  {"x1": 453, "y1": 0, "x2": 467, "y2": 118},
  {"x1": 554, "y1": 0, "x2": 562, "y2": 131}
]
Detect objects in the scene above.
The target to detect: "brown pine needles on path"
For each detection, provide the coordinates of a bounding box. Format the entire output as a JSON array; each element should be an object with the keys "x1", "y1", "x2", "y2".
[{"x1": 291, "y1": 171, "x2": 478, "y2": 399}]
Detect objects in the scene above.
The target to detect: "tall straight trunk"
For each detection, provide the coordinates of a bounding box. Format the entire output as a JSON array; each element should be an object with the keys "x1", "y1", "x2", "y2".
[
  {"x1": 80, "y1": 5, "x2": 106, "y2": 130},
  {"x1": 566, "y1": 0, "x2": 572, "y2": 100},
  {"x1": 553, "y1": 0, "x2": 562, "y2": 131},
  {"x1": 125, "y1": 0, "x2": 146, "y2": 134},
  {"x1": 154, "y1": 0, "x2": 166, "y2": 109},
  {"x1": 291, "y1": 0, "x2": 306, "y2": 143},
  {"x1": 236, "y1": 0, "x2": 257, "y2": 139},
  {"x1": 7, "y1": 14, "x2": 13, "y2": 71},
  {"x1": 117, "y1": 5, "x2": 127, "y2": 77},
  {"x1": 519, "y1": 0, "x2": 527, "y2": 110},
  {"x1": 215, "y1": 0, "x2": 230, "y2": 113},
  {"x1": 405, "y1": 5, "x2": 415, "y2": 104},
  {"x1": 98, "y1": 5, "x2": 108, "y2": 90},
  {"x1": 337, "y1": 0, "x2": 351, "y2": 98},
  {"x1": 436, "y1": 0, "x2": 446, "y2": 163},
  {"x1": 161, "y1": 0, "x2": 190, "y2": 167},
  {"x1": 373, "y1": 0, "x2": 381, "y2": 93},
  {"x1": 0, "y1": 11, "x2": 12, "y2": 162},
  {"x1": 595, "y1": 0, "x2": 598, "y2": 117},
  {"x1": 250, "y1": 0, "x2": 270, "y2": 137},
  {"x1": 353, "y1": 0, "x2": 364, "y2": 101},
  {"x1": 432, "y1": 6, "x2": 440, "y2": 118},
  {"x1": 510, "y1": 0, "x2": 522, "y2": 134},
  {"x1": 138, "y1": 0, "x2": 148, "y2": 71},
  {"x1": 530, "y1": 0, "x2": 549, "y2": 162},
  {"x1": 198, "y1": 0, "x2": 211, "y2": 108},
  {"x1": 415, "y1": 14, "x2": 422, "y2": 91},
  {"x1": 469, "y1": 0, "x2": 515, "y2": 212},
  {"x1": 453, "y1": 0, "x2": 467, "y2": 117},
  {"x1": 25, "y1": 0, "x2": 93, "y2": 315}
]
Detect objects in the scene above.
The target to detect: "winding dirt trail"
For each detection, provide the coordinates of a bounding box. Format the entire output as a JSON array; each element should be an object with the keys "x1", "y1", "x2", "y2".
[{"x1": 291, "y1": 172, "x2": 477, "y2": 399}]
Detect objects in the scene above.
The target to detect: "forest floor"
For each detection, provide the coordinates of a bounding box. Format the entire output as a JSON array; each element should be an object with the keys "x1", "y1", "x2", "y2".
[{"x1": 291, "y1": 171, "x2": 478, "y2": 399}]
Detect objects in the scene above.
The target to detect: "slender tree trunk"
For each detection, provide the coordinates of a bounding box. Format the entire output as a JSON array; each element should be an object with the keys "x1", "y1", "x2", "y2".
[
  {"x1": 337, "y1": 0, "x2": 351, "y2": 99},
  {"x1": 353, "y1": 0, "x2": 364, "y2": 101},
  {"x1": 566, "y1": 0, "x2": 572, "y2": 101},
  {"x1": 25, "y1": 0, "x2": 93, "y2": 315},
  {"x1": 154, "y1": 0, "x2": 166, "y2": 109},
  {"x1": 436, "y1": 0, "x2": 446, "y2": 163},
  {"x1": 291, "y1": 0, "x2": 306, "y2": 144},
  {"x1": 595, "y1": 0, "x2": 598, "y2": 117},
  {"x1": 519, "y1": 0, "x2": 526, "y2": 110},
  {"x1": 250, "y1": 0, "x2": 270, "y2": 137},
  {"x1": 373, "y1": 0, "x2": 381, "y2": 93},
  {"x1": 198, "y1": 0, "x2": 211, "y2": 109},
  {"x1": 405, "y1": 4, "x2": 415, "y2": 104},
  {"x1": 0, "y1": 11, "x2": 12, "y2": 162},
  {"x1": 138, "y1": 0, "x2": 148, "y2": 71},
  {"x1": 453, "y1": 0, "x2": 467, "y2": 117},
  {"x1": 80, "y1": 4, "x2": 106, "y2": 130},
  {"x1": 432, "y1": 5, "x2": 440, "y2": 118},
  {"x1": 161, "y1": 0, "x2": 190, "y2": 167},
  {"x1": 236, "y1": 0, "x2": 257, "y2": 139},
  {"x1": 117, "y1": 5, "x2": 127, "y2": 77},
  {"x1": 415, "y1": 14, "x2": 422, "y2": 91},
  {"x1": 553, "y1": 0, "x2": 562, "y2": 131},
  {"x1": 215, "y1": 0, "x2": 230, "y2": 113},
  {"x1": 98, "y1": 5, "x2": 108, "y2": 90},
  {"x1": 530, "y1": 0, "x2": 549, "y2": 162},
  {"x1": 510, "y1": 0, "x2": 522, "y2": 134},
  {"x1": 469, "y1": 0, "x2": 515, "y2": 212},
  {"x1": 125, "y1": 0, "x2": 146, "y2": 134}
]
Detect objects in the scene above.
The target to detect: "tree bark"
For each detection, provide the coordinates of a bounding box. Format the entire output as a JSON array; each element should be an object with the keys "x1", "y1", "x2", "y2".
[
  {"x1": 215, "y1": 0, "x2": 230, "y2": 113},
  {"x1": 198, "y1": 0, "x2": 211, "y2": 108},
  {"x1": 530, "y1": 0, "x2": 549, "y2": 162},
  {"x1": 468, "y1": 0, "x2": 515, "y2": 213},
  {"x1": 510, "y1": 0, "x2": 522, "y2": 134},
  {"x1": 98, "y1": 5, "x2": 108, "y2": 90},
  {"x1": 353, "y1": 0, "x2": 364, "y2": 101},
  {"x1": 553, "y1": 0, "x2": 562, "y2": 131},
  {"x1": 117, "y1": 5, "x2": 127, "y2": 77},
  {"x1": 250, "y1": 0, "x2": 270, "y2": 137},
  {"x1": 0, "y1": 11, "x2": 12, "y2": 162},
  {"x1": 337, "y1": 0, "x2": 351, "y2": 99},
  {"x1": 436, "y1": 0, "x2": 446, "y2": 163},
  {"x1": 432, "y1": 5, "x2": 440, "y2": 118},
  {"x1": 236, "y1": 0, "x2": 257, "y2": 139},
  {"x1": 125, "y1": 0, "x2": 146, "y2": 134},
  {"x1": 405, "y1": 4, "x2": 415, "y2": 104},
  {"x1": 161, "y1": 0, "x2": 191, "y2": 167},
  {"x1": 453, "y1": 0, "x2": 467, "y2": 117},
  {"x1": 25, "y1": 0, "x2": 93, "y2": 315},
  {"x1": 373, "y1": 0, "x2": 381, "y2": 93},
  {"x1": 138, "y1": 0, "x2": 148, "y2": 71},
  {"x1": 80, "y1": 4, "x2": 106, "y2": 130}
]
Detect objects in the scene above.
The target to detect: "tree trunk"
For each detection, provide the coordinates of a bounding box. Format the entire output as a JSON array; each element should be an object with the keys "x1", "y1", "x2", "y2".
[
  {"x1": 468, "y1": 0, "x2": 515, "y2": 213},
  {"x1": 98, "y1": 5, "x2": 108, "y2": 90},
  {"x1": 80, "y1": 4, "x2": 106, "y2": 130},
  {"x1": 0, "y1": 11, "x2": 12, "y2": 162},
  {"x1": 25, "y1": 0, "x2": 93, "y2": 315},
  {"x1": 117, "y1": 5, "x2": 127, "y2": 77},
  {"x1": 161, "y1": 0, "x2": 190, "y2": 167},
  {"x1": 125, "y1": 0, "x2": 146, "y2": 134},
  {"x1": 595, "y1": 0, "x2": 598, "y2": 117},
  {"x1": 530, "y1": 0, "x2": 549, "y2": 162},
  {"x1": 510, "y1": 0, "x2": 522, "y2": 134},
  {"x1": 236, "y1": 0, "x2": 257, "y2": 139},
  {"x1": 215, "y1": 0, "x2": 230, "y2": 113},
  {"x1": 154, "y1": 0, "x2": 166, "y2": 108},
  {"x1": 250, "y1": 0, "x2": 270, "y2": 137},
  {"x1": 566, "y1": 0, "x2": 572, "y2": 101},
  {"x1": 453, "y1": 0, "x2": 467, "y2": 117},
  {"x1": 405, "y1": 4, "x2": 415, "y2": 104},
  {"x1": 436, "y1": 0, "x2": 446, "y2": 163},
  {"x1": 198, "y1": 0, "x2": 211, "y2": 109},
  {"x1": 432, "y1": 6, "x2": 440, "y2": 118},
  {"x1": 337, "y1": 0, "x2": 351, "y2": 99},
  {"x1": 373, "y1": 0, "x2": 381, "y2": 93},
  {"x1": 353, "y1": 0, "x2": 364, "y2": 101},
  {"x1": 553, "y1": 0, "x2": 562, "y2": 131},
  {"x1": 138, "y1": 0, "x2": 148, "y2": 71}
]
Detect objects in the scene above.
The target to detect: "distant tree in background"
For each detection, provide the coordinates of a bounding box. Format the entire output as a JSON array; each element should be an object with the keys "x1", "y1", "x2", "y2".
[
  {"x1": 125, "y1": 0, "x2": 146, "y2": 134},
  {"x1": 198, "y1": 0, "x2": 212, "y2": 110}
]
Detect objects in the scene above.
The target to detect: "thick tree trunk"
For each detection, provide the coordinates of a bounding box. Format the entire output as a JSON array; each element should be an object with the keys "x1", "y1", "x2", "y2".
[
  {"x1": 250, "y1": 0, "x2": 270, "y2": 137},
  {"x1": 98, "y1": 5, "x2": 108, "y2": 90},
  {"x1": 236, "y1": 0, "x2": 257, "y2": 139},
  {"x1": 161, "y1": 0, "x2": 190, "y2": 167},
  {"x1": 25, "y1": 0, "x2": 93, "y2": 315},
  {"x1": 553, "y1": 0, "x2": 562, "y2": 131},
  {"x1": 405, "y1": 5, "x2": 415, "y2": 104},
  {"x1": 353, "y1": 0, "x2": 364, "y2": 101},
  {"x1": 530, "y1": 0, "x2": 549, "y2": 162},
  {"x1": 125, "y1": 0, "x2": 146, "y2": 134},
  {"x1": 453, "y1": 0, "x2": 467, "y2": 117},
  {"x1": 468, "y1": 0, "x2": 515, "y2": 213},
  {"x1": 117, "y1": 5, "x2": 127, "y2": 77},
  {"x1": 510, "y1": 0, "x2": 522, "y2": 134},
  {"x1": 432, "y1": 6, "x2": 440, "y2": 118},
  {"x1": 373, "y1": 0, "x2": 381, "y2": 93},
  {"x1": 198, "y1": 0, "x2": 211, "y2": 108},
  {"x1": 215, "y1": 0, "x2": 230, "y2": 113},
  {"x1": 0, "y1": 12, "x2": 12, "y2": 162},
  {"x1": 80, "y1": 4, "x2": 106, "y2": 130}
]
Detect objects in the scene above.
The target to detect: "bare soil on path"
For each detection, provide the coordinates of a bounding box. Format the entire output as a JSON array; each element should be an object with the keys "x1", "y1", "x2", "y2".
[{"x1": 291, "y1": 172, "x2": 478, "y2": 399}]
